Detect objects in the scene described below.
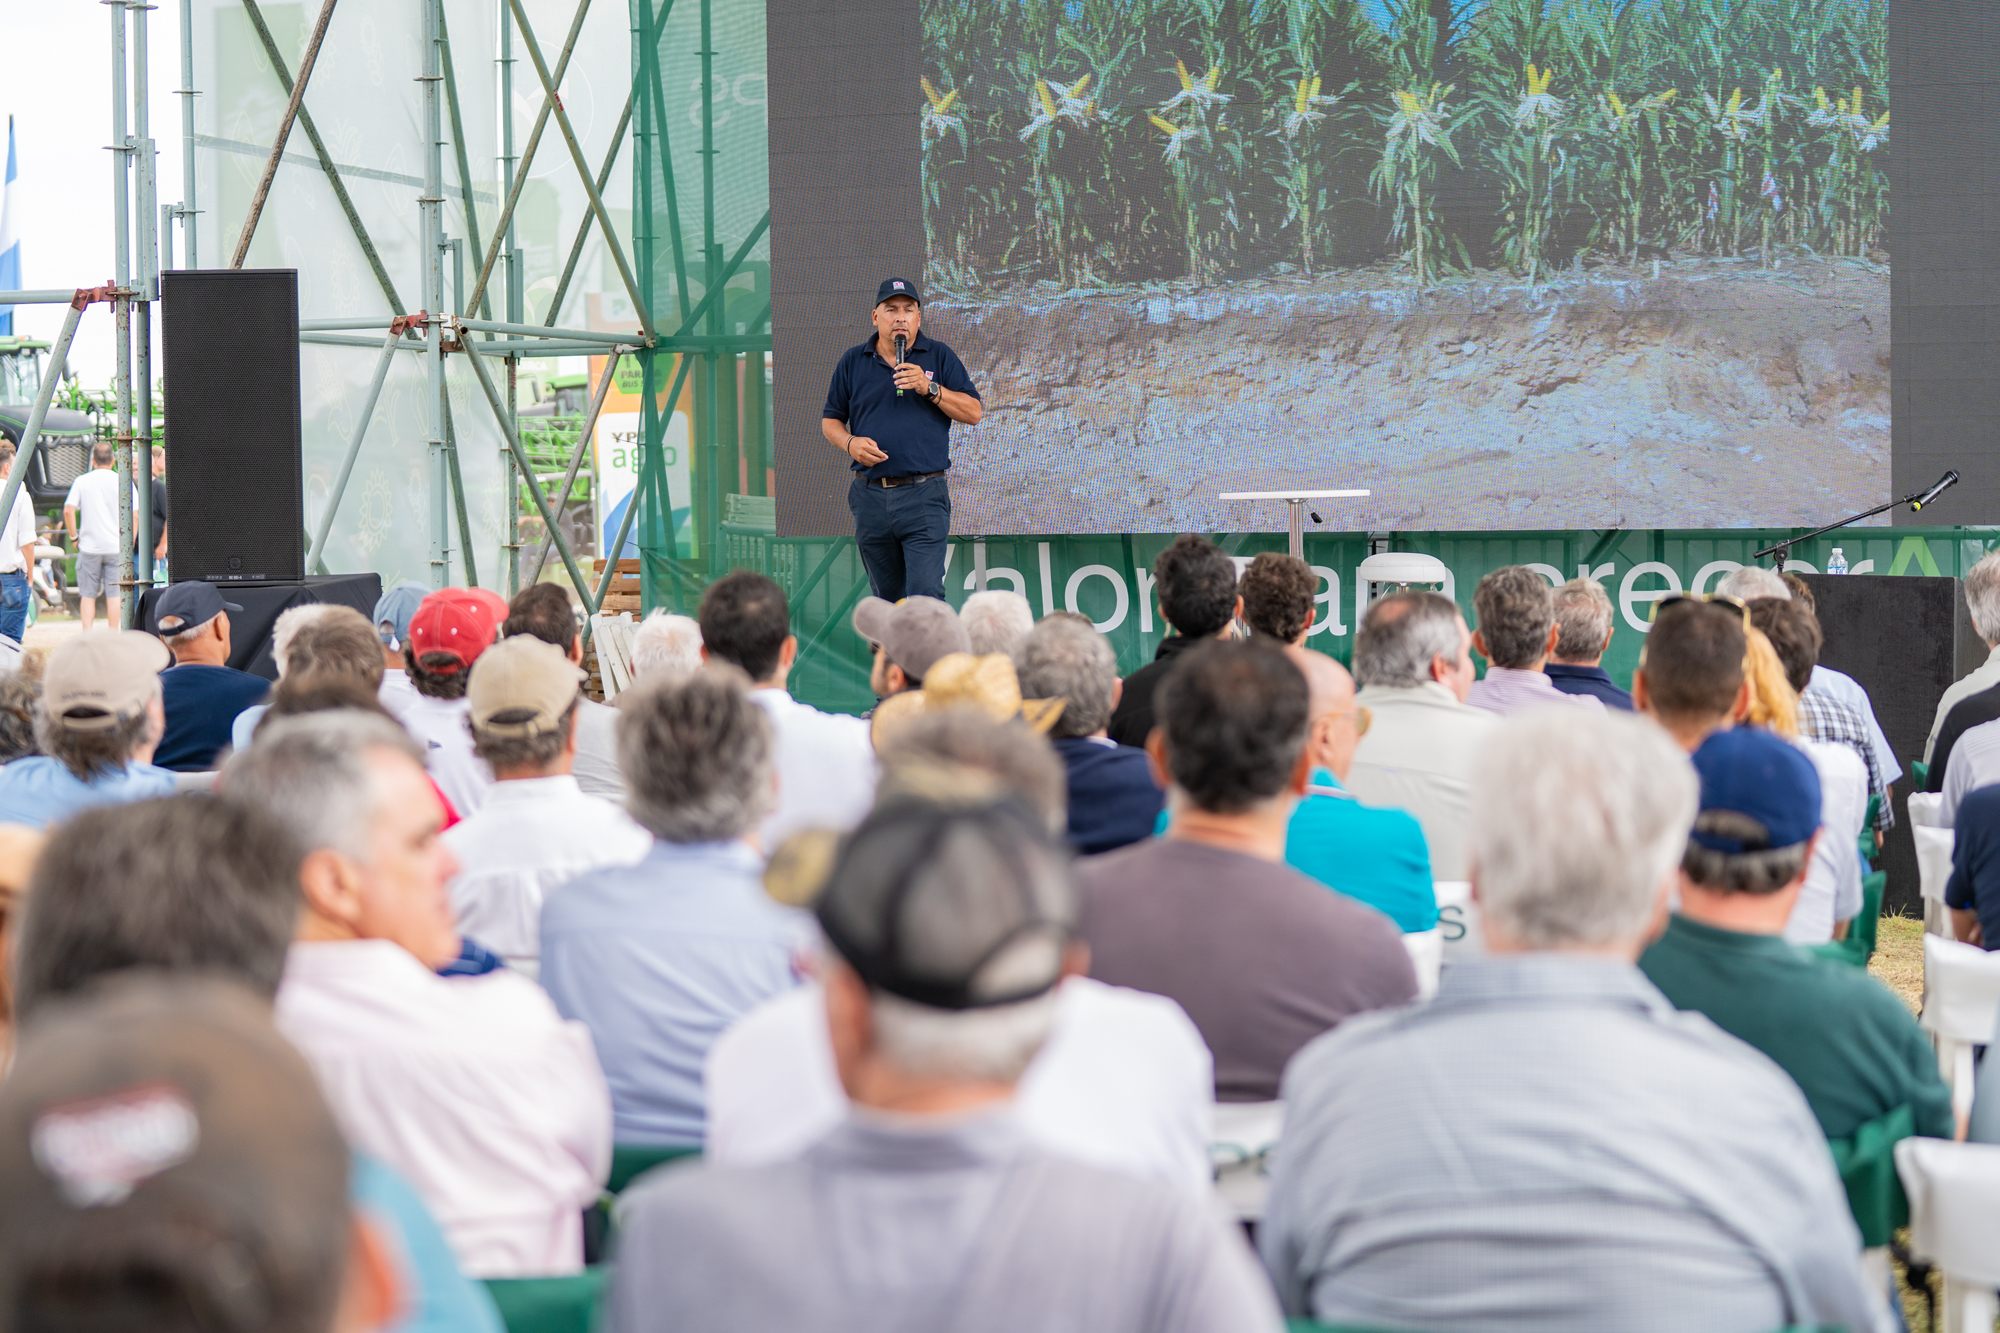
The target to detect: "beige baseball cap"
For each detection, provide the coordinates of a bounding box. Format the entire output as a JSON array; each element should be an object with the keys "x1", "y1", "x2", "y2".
[
  {"x1": 42, "y1": 632, "x2": 170, "y2": 731},
  {"x1": 466, "y1": 635, "x2": 584, "y2": 736}
]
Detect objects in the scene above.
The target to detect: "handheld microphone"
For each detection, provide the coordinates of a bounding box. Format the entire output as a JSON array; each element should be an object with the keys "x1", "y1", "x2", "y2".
[
  {"x1": 1911, "y1": 469, "x2": 1962, "y2": 511},
  {"x1": 894, "y1": 334, "x2": 908, "y2": 396}
]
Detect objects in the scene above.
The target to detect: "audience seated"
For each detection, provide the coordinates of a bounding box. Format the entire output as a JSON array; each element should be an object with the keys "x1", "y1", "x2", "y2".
[
  {"x1": 1239, "y1": 552, "x2": 1316, "y2": 646},
  {"x1": 628, "y1": 610, "x2": 704, "y2": 684},
  {"x1": 1279, "y1": 646, "x2": 1435, "y2": 931},
  {"x1": 1080, "y1": 640, "x2": 1415, "y2": 1101},
  {"x1": 373, "y1": 580, "x2": 430, "y2": 721},
  {"x1": 1013, "y1": 612, "x2": 1162, "y2": 854},
  {"x1": 227, "y1": 713, "x2": 610, "y2": 1277},
  {"x1": 441, "y1": 637, "x2": 651, "y2": 975},
  {"x1": 1465, "y1": 566, "x2": 1601, "y2": 715},
  {"x1": 234, "y1": 606, "x2": 390, "y2": 751},
  {"x1": 500, "y1": 583, "x2": 624, "y2": 800},
  {"x1": 854, "y1": 594, "x2": 970, "y2": 701},
  {"x1": 706, "y1": 708, "x2": 1214, "y2": 1196},
  {"x1": 1259, "y1": 708, "x2": 1887, "y2": 1333},
  {"x1": 0, "y1": 975, "x2": 402, "y2": 1333},
  {"x1": 1343, "y1": 590, "x2": 1496, "y2": 879},
  {"x1": 1946, "y1": 784, "x2": 2000, "y2": 949},
  {"x1": 960, "y1": 587, "x2": 1036, "y2": 656},
  {"x1": 151, "y1": 581, "x2": 269, "y2": 771},
  {"x1": 1927, "y1": 548, "x2": 2000, "y2": 763},
  {"x1": 540, "y1": 669, "x2": 811, "y2": 1147},
  {"x1": 609, "y1": 796, "x2": 1283, "y2": 1333},
  {"x1": 225, "y1": 601, "x2": 337, "y2": 751},
  {"x1": 401, "y1": 588, "x2": 509, "y2": 816},
  {"x1": 1107, "y1": 535, "x2": 1239, "y2": 747},
  {"x1": 701, "y1": 571, "x2": 876, "y2": 847},
  {"x1": 0, "y1": 663, "x2": 40, "y2": 762},
  {"x1": 0, "y1": 632, "x2": 176, "y2": 829},
  {"x1": 1745, "y1": 598, "x2": 1869, "y2": 941},
  {"x1": 1639, "y1": 727, "x2": 1952, "y2": 1141},
  {"x1": 8, "y1": 793, "x2": 502, "y2": 1333},
  {"x1": 1543, "y1": 576, "x2": 1632, "y2": 709}
]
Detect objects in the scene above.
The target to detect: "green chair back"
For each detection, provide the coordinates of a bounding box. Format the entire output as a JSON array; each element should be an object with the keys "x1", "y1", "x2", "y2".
[
  {"x1": 1912, "y1": 760, "x2": 1929, "y2": 789},
  {"x1": 1826, "y1": 1102, "x2": 1914, "y2": 1248},
  {"x1": 1807, "y1": 870, "x2": 1884, "y2": 969},
  {"x1": 1858, "y1": 794, "x2": 1881, "y2": 864},
  {"x1": 482, "y1": 1267, "x2": 607, "y2": 1333},
  {"x1": 607, "y1": 1144, "x2": 700, "y2": 1195}
]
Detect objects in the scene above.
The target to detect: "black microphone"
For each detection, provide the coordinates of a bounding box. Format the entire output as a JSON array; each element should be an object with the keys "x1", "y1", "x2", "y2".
[
  {"x1": 1911, "y1": 469, "x2": 1961, "y2": 511},
  {"x1": 894, "y1": 334, "x2": 908, "y2": 396}
]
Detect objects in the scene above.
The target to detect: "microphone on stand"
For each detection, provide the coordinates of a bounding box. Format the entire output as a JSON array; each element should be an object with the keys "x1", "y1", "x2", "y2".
[
  {"x1": 1910, "y1": 469, "x2": 1961, "y2": 511},
  {"x1": 894, "y1": 334, "x2": 908, "y2": 396}
]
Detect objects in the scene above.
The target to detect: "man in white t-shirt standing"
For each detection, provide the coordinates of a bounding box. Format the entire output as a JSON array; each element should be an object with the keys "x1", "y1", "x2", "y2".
[
  {"x1": 62, "y1": 442, "x2": 132, "y2": 632},
  {"x1": 0, "y1": 446, "x2": 42, "y2": 647}
]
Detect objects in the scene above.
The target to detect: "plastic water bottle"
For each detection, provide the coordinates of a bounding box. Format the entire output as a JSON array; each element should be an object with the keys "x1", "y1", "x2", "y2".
[{"x1": 1827, "y1": 548, "x2": 1848, "y2": 576}]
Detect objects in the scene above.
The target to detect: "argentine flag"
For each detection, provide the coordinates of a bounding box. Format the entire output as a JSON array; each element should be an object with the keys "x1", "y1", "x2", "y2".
[{"x1": 0, "y1": 118, "x2": 18, "y2": 336}]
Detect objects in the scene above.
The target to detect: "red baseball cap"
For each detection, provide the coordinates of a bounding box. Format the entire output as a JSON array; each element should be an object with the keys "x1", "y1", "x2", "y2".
[{"x1": 406, "y1": 588, "x2": 509, "y2": 674}]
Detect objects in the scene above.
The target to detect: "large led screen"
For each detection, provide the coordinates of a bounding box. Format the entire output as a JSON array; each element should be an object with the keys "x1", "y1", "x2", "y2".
[{"x1": 791, "y1": 0, "x2": 1891, "y2": 535}]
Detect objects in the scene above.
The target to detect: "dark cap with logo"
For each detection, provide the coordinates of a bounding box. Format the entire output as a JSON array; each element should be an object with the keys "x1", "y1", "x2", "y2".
[{"x1": 875, "y1": 278, "x2": 922, "y2": 308}]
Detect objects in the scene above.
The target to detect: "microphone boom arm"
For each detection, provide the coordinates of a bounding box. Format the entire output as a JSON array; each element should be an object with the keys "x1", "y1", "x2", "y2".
[{"x1": 1752, "y1": 471, "x2": 1963, "y2": 564}]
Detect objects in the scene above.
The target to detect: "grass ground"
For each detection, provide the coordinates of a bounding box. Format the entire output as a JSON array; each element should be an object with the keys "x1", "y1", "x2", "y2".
[{"x1": 1871, "y1": 911, "x2": 1924, "y2": 1015}]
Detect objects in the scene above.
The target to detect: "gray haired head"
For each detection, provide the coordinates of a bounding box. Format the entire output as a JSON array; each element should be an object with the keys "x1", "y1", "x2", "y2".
[
  {"x1": 1551, "y1": 577, "x2": 1614, "y2": 662},
  {"x1": 222, "y1": 710, "x2": 425, "y2": 861},
  {"x1": 959, "y1": 590, "x2": 1036, "y2": 658},
  {"x1": 1713, "y1": 565, "x2": 1789, "y2": 603},
  {"x1": 1012, "y1": 612, "x2": 1116, "y2": 739},
  {"x1": 619, "y1": 666, "x2": 772, "y2": 843},
  {"x1": 1967, "y1": 550, "x2": 2000, "y2": 646},
  {"x1": 1353, "y1": 590, "x2": 1464, "y2": 689}
]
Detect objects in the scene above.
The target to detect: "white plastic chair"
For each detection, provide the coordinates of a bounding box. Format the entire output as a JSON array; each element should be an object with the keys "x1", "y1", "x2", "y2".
[
  {"x1": 1909, "y1": 790, "x2": 1948, "y2": 828},
  {"x1": 1209, "y1": 1100, "x2": 1285, "y2": 1221},
  {"x1": 1919, "y1": 933, "x2": 2000, "y2": 1124},
  {"x1": 1895, "y1": 1137, "x2": 2000, "y2": 1333},
  {"x1": 1915, "y1": 824, "x2": 1957, "y2": 938},
  {"x1": 1432, "y1": 880, "x2": 1483, "y2": 963},
  {"x1": 1402, "y1": 928, "x2": 1443, "y2": 1000}
]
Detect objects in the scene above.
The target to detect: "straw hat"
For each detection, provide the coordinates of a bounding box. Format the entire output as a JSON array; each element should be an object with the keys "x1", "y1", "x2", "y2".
[{"x1": 868, "y1": 652, "x2": 1065, "y2": 751}]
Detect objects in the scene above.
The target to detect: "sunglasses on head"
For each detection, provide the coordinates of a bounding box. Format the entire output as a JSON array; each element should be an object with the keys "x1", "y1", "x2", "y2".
[{"x1": 1653, "y1": 592, "x2": 1750, "y2": 626}]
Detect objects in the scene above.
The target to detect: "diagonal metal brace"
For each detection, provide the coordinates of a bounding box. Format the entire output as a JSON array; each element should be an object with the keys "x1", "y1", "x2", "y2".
[
  {"x1": 506, "y1": 0, "x2": 655, "y2": 344},
  {"x1": 530, "y1": 347, "x2": 621, "y2": 583},
  {"x1": 305, "y1": 325, "x2": 400, "y2": 570},
  {"x1": 543, "y1": 90, "x2": 633, "y2": 329},
  {"x1": 231, "y1": 0, "x2": 339, "y2": 268}
]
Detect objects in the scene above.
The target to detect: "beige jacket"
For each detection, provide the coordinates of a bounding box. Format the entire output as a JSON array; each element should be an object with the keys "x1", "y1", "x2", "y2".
[{"x1": 1345, "y1": 682, "x2": 1499, "y2": 881}]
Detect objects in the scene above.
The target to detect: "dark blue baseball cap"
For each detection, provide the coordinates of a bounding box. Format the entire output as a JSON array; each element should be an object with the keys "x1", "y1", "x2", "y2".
[
  {"x1": 152, "y1": 581, "x2": 242, "y2": 637},
  {"x1": 875, "y1": 278, "x2": 921, "y2": 307},
  {"x1": 1688, "y1": 728, "x2": 1821, "y2": 853}
]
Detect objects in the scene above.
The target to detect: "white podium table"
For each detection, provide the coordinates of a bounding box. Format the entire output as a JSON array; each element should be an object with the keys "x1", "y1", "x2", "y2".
[{"x1": 1217, "y1": 490, "x2": 1370, "y2": 559}]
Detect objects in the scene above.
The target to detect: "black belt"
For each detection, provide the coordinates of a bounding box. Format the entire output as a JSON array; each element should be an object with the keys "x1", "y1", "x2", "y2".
[{"x1": 864, "y1": 470, "x2": 946, "y2": 489}]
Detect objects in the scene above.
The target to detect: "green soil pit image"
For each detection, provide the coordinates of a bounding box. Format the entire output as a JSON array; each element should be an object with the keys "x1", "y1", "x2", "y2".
[{"x1": 939, "y1": 256, "x2": 1889, "y2": 535}]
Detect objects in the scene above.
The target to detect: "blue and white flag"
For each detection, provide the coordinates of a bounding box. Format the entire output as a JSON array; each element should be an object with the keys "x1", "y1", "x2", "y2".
[{"x1": 0, "y1": 118, "x2": 19, "y2": 336}]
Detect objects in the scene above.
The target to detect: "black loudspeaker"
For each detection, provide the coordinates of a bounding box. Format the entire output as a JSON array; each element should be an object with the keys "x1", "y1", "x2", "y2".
[
  {"x1": 161, "y1": 269, "x2": 303, "y2": 582},
  {"x1": 1799, "y1": 573, "x2": 1987, "y2": 916}
]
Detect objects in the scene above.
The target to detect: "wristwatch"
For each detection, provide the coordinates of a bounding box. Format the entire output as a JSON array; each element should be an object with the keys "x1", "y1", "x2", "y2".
[{"x1": 926, "y1": 380, "x2": 943, "y2": 404}]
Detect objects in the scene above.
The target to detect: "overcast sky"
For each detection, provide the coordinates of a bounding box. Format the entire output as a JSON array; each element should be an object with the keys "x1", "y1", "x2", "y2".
[{"x1": 3, "y1": 2, "x2": 185, "y2": 394}]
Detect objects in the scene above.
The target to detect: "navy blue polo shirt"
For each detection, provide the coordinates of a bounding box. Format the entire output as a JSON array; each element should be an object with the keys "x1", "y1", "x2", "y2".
[
  {"x1": 822, "y1": 331, "x2": 979, "y2": 480},
  {"x1": 1946, "y1": 783, "x2": 2000, "y2": 951}
]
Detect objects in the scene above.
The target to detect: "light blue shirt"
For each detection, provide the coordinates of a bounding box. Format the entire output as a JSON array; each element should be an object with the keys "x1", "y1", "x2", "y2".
[
  {"x1": 1286, "y1": 770, "x2": 1436, "y2": 932},
  {"x1": 0, "y1": 755, "x2": 177, "y2": 829},
  {"x1": 351, "y1": 1155, "x2": 504, "y2": 1333},
  {"x1": 539, "y1": 840, "x2": 811, "y2": 1147},
  {"x1": 231, "y1": 702, "x2": 270, "y2": 753}
]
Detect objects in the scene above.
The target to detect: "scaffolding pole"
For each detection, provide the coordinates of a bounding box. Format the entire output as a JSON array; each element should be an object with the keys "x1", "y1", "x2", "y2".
[
  {"x1": 112, "y1": 0, "x2": 137, "y2": 630},
  {"x1": 529, "y1": 347, "x2": 620, "y2": 582},
  {"x1": 0, "y1": 302, "x2": 87, "y2": 532},
  {"x1": 135, "y1": 0, "x2": 156, "y2": 590},
  {"x1": 422, "y1": 0, "x2": 449, "y2": 588}
]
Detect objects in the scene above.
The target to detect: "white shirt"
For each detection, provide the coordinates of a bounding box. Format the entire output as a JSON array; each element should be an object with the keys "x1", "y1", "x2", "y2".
[
  {"x1": 704, "y1": 975, "x2": 1216, "y2": 1198},
  {"x1": 378, "y1": 668, "x2": 422, "y2": 723},
  {"x1": 1808, "y1": 665, "x2": 1901, "y2": 788},
  {"x1": 1942, "y1": 716, "x2": 2000, "y2": 826},
  {"x1": 1346, "y1": 682, "x2": 1500, "y2": 881},
  {"x1": 570, "y1": 697, "x2": 624, "y2": 801},
  {"x1": 1787, "y1": 738, "x2": 1868, "y2": 944},
  {"x1": 398, "y1": 693, "x2": 491, "y2": 816},
  {"x1": 0, "y1": 484, "x2": 35, "y2": 574},
  {"x1": 62, "y1": 469, "x2": 135, "y2": 555},
  {"x1": 441, "y1": 774, "x2": 652, "y2": 973},
  {"x1": 275, "y1": 939, "x2": 612, "y2": 1277},
  {"x1": 1927, "y1": 644, "x2": 2000, "y2": 764},
  {"x1": 747, "y1": 689, "x2": 877, "y2": 850}
]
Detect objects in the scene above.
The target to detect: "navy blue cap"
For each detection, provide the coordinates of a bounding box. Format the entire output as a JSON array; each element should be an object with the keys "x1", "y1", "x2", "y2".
[
  {"x1": 874, "y1": 278, "x2": 921, "y2": 307},
  {"x1": 152, "y1": 582, "x2": 242, "y2": 636},
  {"x1": 1688, "y1": 728, "x2": 1821, "y2": 853}
]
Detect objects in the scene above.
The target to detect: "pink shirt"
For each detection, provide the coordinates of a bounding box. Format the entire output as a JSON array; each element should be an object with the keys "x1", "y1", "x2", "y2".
[
  {"x1": 1465, "y1": 666, "x2": 1606, "y2": 716},
  {"x1": 276, "y1": 940, "x2": 611, "y2": 1277}
]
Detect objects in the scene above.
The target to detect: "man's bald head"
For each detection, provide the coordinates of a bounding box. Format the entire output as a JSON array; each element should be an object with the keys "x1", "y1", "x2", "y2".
[{"x1": 1284, "y1": 646, "x2": 1364, "y2": 782}]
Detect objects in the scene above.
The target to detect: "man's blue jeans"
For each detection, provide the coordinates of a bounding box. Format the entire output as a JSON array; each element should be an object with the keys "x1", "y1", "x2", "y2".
[
  {"x1": 848, "y1": 473, "x2": 950, "y2": 602},
  {"x1": 0, "y1": 570, "x2": 29, "y2": 644}
]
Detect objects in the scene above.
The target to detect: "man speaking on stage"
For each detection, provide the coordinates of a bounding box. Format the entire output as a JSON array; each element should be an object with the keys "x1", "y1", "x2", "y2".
[{"x1": 821, "y1": 279, "x2": 982, "y2": 601}]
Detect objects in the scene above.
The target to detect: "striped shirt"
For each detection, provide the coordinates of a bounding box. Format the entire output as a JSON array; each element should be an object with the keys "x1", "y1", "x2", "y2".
[{"x1": 1798, "y1": 689, "x2": 1892, "y2": 831}]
